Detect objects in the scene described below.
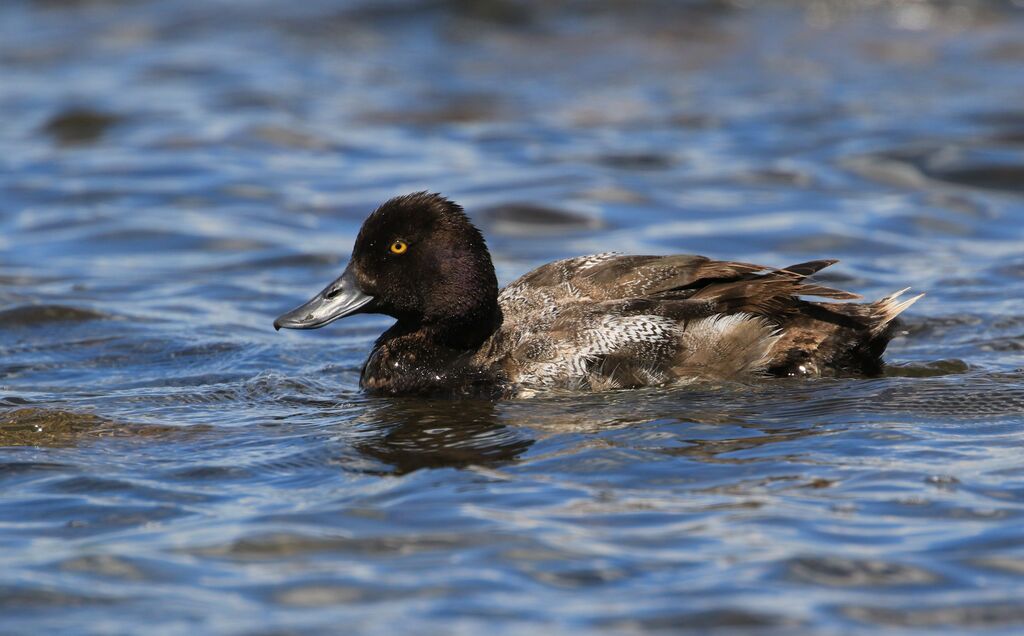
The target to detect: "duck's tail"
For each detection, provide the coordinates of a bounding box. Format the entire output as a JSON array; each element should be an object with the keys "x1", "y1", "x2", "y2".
[{"x1": 869, "y1": 287, "x2": 925, "y2": 337}]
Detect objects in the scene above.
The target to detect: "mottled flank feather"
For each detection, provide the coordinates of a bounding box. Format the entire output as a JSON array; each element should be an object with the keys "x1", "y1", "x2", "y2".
[{"x1": 674, "y1": 313, "x2": 780, "y2": 378}]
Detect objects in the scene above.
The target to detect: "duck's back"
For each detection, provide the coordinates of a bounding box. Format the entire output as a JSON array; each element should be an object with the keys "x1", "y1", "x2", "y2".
[{"x1": 473, "y1": 253, "x2": 920, "y2": 394}]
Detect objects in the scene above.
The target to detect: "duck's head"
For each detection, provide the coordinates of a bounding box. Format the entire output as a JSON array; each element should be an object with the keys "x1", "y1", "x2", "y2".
[{"x1": 274, "y1": 192, "x2": 499, "y2": 334}]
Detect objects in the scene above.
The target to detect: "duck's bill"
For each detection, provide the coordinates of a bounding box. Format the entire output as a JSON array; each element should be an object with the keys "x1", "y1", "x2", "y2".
[{"x1": 274, "y1": 267, "x2": 374, "y2": 330}]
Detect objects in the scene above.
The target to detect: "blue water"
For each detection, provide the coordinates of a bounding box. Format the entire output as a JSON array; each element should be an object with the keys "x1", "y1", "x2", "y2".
[{"x1": 2, "y1": 1, "x2": 1024, "y2": 633}]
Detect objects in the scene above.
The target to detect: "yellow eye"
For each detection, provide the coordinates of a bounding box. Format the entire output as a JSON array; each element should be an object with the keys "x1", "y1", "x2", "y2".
[{"x1": 389, "y1": 240, "x2": 408, "y2": 255}]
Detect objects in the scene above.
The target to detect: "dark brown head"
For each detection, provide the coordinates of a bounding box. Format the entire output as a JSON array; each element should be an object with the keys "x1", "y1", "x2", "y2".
[{"x1": 274, "y1": 193, "x2": 500, "y2": 342}]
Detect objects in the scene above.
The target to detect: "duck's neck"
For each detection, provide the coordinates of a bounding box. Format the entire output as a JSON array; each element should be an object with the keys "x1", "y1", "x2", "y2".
[
  {"x1": 387, "y1": 296, "x2": 502, "y2": 352},
  {"x1": 424, "y1": 250, "x2": 500, "y2": 344},
  {"x1": 428, "y1": 298, "x2": 503, "y2": 349},
  {"x1": 417, "y1": 252, "x2": 501, "y2": 349},
  {"x1": 359, "y1": 298, "x2": 503, "y2": 397},
  {"x1": 360, "y1": 310, "x2": 503, "y2": 397}
]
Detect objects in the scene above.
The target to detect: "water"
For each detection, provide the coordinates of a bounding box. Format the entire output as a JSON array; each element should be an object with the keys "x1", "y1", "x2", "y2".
[{"x1": 2, "y1": 1, "x2": 1024, "y2": 633}]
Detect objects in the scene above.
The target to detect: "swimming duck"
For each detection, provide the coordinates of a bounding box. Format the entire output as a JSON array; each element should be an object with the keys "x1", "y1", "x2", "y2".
[{"x1": 274, "y1": 192, "x2": 921, "y2": 398}]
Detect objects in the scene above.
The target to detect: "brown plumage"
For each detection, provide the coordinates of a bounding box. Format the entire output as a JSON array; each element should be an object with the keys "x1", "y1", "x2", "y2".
[
  {"x1": 275, "y1": 193, "x2": 923, "y2": 397},
  {"x1": 472, "y1": 252, "x2": 921, "y2": 395}
]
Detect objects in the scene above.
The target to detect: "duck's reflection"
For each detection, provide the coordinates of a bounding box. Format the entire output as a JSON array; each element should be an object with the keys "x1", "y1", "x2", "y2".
[{"x1": 352, "y1": 398, "x2": 532, "y2": 474}]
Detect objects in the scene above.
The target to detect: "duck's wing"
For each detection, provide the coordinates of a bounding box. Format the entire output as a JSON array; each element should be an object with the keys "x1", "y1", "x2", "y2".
[
  {"x1": 500, "y1": 252, "x2": 762, "y2": 306},
  {"x1": 684, "y1": 258, "x2": 860, "y2": 314},
  {"x1": 498, "y1": 253, "x2": 858, "y2": 322},
  {"x1": 497, "y1": 252, "x2": 757, "y2": 326}
]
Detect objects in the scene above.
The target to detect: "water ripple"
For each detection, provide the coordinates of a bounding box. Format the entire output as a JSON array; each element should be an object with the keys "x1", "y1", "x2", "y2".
[{"x1": 1, "y1": 0, "x2": 1024, "y2": 633}]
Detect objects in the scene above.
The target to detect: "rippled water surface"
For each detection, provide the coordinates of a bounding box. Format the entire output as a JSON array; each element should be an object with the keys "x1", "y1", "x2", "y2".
[{"x1": 3, "y1": 1, "x2": 1024, "y2": 633}]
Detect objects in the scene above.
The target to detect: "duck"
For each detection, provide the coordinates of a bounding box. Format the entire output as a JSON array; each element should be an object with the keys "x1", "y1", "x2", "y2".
[{"x1": 274, "y1": 192, "x2": 922, "y2": 398}]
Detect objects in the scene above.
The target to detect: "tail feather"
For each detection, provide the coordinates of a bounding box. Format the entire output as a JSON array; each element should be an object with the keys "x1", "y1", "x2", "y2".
[
  {"x1": 691, "y1": 258, "x2": 862, "y2": 315},
  {"x1": 778, "y1": 260, "x2": 861, "y2": 300},
  {"x1": 795, "y1": 283, "x2": 862, "y2": 300},
  {"x1": 778, "y1": 259, "x2": 838, "y2": 277},
  {"x1": 870, "y1": 287, "x2": 925, "y2": 336}
]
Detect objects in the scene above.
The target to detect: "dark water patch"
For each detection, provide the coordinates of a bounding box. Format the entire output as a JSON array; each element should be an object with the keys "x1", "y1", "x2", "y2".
[
  {"x1": 242, "y1": 445, "x2": 349, "y2": 483},
  {"x1": 112, "y1": 372, "x2": 248, "y2": 394},
  {"x1": 200, "y1": 251, "x2": 340, "y2": 274},
  {"x1": 885, "y1": 359, "x2": 971, "y2": 377},
  {"x1": 725, "y1": 374, "x2": 1024, "y2": 425},
  {"x1": 0, "y1": 585, "x2": 123, "y2": 609},
  {"x1": 901, "y1": 314, "x2": 986, "y2": 338},
  {"x1": 0, "y1": 461, "x2": 72, "y2": 491},
  {"x1": 360, "y1": 94, "x2": 505, "y2": 126},
  {"x1": 869, "y1": 379, "x2": 1024, "y2": 420},
  {"x1": 31, "y1": 0, "x2": 134, "y2": 8},
  {"x1": 162, "y1": 463, "x2": 255, "y2": 482},
  {"x1": 0, "y1": 273, "x2": 60, "y2": 287},
  {"x1": 521, "y1": 561, "x2": 637, "y2": 590},
  {"x1": 0, "y1": 496, "x2": 186, "y2": 537},
  {"x1": 977, "y1": 335, "x2": 1024, "y2": 352},
  {"x1": 786, "y1": 555, "x2": 940, "y2": 587},
  {"x1": 0, "y1": 304, "x2": 109, "y2": 326},
  {"x1": 842, "y1": 602, "x2": 1024, "y2": 628},
  {"x1": 480, "y1": 202, "x2": 604, "y2": 236},
  {"x1": 237, "y1": 124, "x2": 335, "y2": 150},
  {"x1": 59, "y1": 554, "x2": 162, "y2": 582},
  {"x1": 931, "y1": 165, "x2": 1024, "y2": 194},
  {"x1": 968, "y1": 110, "x2": 1024, "y2": 146},
  {"x1": 846, "y1": 145, "x2": 1024, "y2": 194},
  {"x1": 41, "y1": 107, "x2": 122, "y2": 145},
  {"x1": 50, "y1": 475, "x2": 218, "y2": 504},
  {"x1": 217, "y1": 89, "x2": 298, "y2": 113},
  {"x1": 669, "y1": 112, "x2": 720, "y2": 129},
  {"x1": 774, "y1": 231, "x2": 909, "y2": 256},
  {"x1": 988, "y1": 130, "x2": 1024, "y2": 146},
  {"x1": 235, "y1": 371, "x2": 357, "y2": 405},
  {"x1": 972, "y1": 556, "x2": 1024, "y2": 576},
  {"x1": 0, "y1": 395, "x2": 34, "y2": 407},
  {"x1": 1, "y1": 336, "x2": 121, "y2": 360},
  {"x1": 595, "y1": 152, "x2": 677, "y2": 170},
  {"x1": 354, "y1": 416, "x2": 533, "y2": 474},
  {"x1": 188, "y1": 530, "x2": 501, "y2": 562},
  {"x1": 857, "y1": 498, "x2": 1020, "y2": 524},
  {"x1": 970, "y1": 110, "x2": 1024, "y2": 129},
  {"x1": 993, "y1": 260, "x2": 1024, "y2": 279},
  {"x1": 599, "y1": 608, "x2": 801, "y2": 632},
  {"x1": 86, "y1": 228, "x2": 231, "y2": 253},
  {"x1": 734, "y1": 167, "x2": 814, "y2": 187},
  {"x1": 655, "y1": 425, "x2": 826, "y2": 465}
]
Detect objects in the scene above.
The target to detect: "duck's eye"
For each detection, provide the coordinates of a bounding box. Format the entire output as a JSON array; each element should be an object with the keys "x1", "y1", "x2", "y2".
[{"x1": 389, "y1": 240, "x2": 408, "y2": 255}]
